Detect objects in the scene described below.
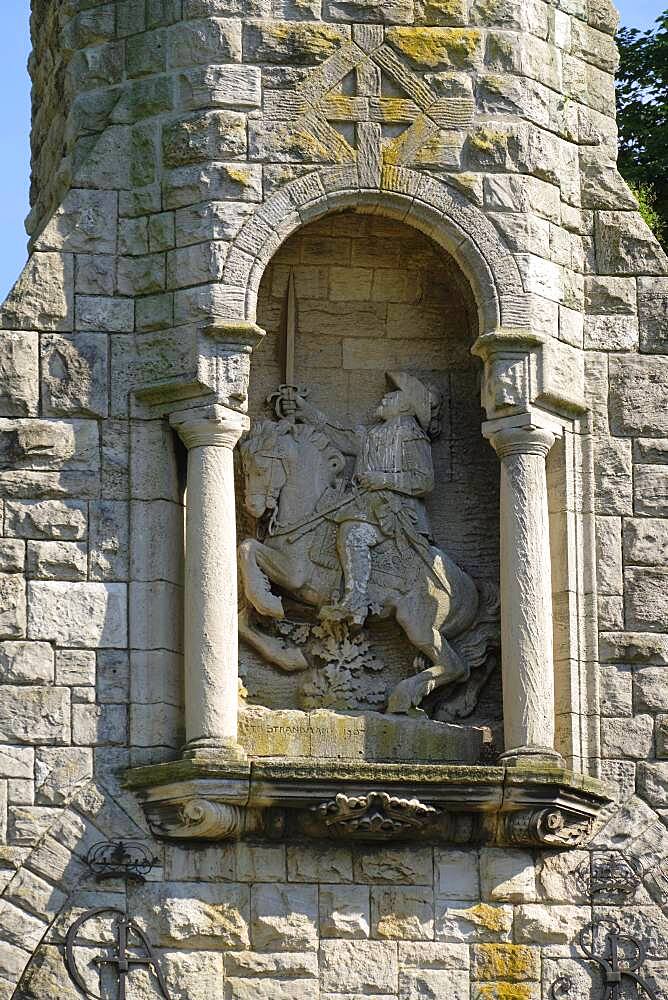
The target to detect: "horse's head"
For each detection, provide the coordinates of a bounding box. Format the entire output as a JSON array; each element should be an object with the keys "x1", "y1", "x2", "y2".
[{"x1": 239, "y1": 421, "x2": 289, "y2": 519}]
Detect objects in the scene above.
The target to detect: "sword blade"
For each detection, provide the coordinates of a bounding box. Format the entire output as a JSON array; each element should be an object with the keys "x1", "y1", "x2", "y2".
[{"x1": 284, "y1": 268, "x2": 297, "y2": 387}]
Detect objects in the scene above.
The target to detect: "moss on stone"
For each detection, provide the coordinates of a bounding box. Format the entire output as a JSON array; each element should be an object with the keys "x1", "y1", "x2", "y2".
[
  {"x1": 472, "y1": 944, "x2": 541, "y2": 983},
  {"x1": 387, "y1": 27, "x2": 482, "y2": 70},
  {"x1": 475, "y1": 984, "x2": 539, "y2": 1000},
  {"x1": 468, "y1": 127, "x2": 508, "y2": 154}
]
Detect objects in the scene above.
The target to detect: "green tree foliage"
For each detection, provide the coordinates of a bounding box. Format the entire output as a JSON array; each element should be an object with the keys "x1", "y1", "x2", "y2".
[{"x1": 616, "y1": 13, "x2": 668, "y2": 242}]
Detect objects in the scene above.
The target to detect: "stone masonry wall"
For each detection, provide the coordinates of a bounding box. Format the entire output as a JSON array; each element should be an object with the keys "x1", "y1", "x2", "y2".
[{"x1": 0, "y1": 0, "x2": 665, "y2": 997}]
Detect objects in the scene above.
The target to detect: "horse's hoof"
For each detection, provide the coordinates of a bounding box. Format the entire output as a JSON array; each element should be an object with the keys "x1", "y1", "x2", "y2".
[
  {"x1": 275, "y1": 648, "x2": 309, "y2": 672},
  {"x1": 252, "y1": 595, "x2": 284, "y2": 619}
]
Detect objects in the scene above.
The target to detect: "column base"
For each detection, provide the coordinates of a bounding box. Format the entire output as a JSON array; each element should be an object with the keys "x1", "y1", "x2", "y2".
[
  {"x1": 181, "y1": 737, "x2": 248, "y2": 764},
  {"x1": 499, "y1": 745, "x2": 565, "y2": 768}
]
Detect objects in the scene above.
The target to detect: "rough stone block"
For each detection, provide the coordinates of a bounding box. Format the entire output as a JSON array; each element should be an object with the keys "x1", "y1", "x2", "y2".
[
  {"x1": 0, "y1": 746, "x2": 33, "y2": 779},
  {"x1": 371, "y1": 885, "x2": 434, "y2": 940},
  {"x1": 55, "y1": 649, "x2": 96, "y2": 686},
  {"x1": 625, "y1": 567, "x2": 668, "y2": 632},
  {"x1": 0, "y1": 641, "x2": 54, "y2": 685},
  {"x1": 634, "y1": 465, "x2": 668, "y2": 516},
  {"x1": 514, "y1": 904, "x2": 591, "y2": 946},
  {"x1": 117, "y1": 255, "x2": 166, "y2": 297},
  {"x1": 0, "y1": 332, "x2": 39, "y2": 417},
  {"x1": 595, "y1": 516, "x2": 622, "y2": 595},
  {"x1": 168, "y1": 18, "x2": 242, "y2": 67},
  {"x1": 27, "y1": 541, "x2": 87, "y2": 582},
  {"x1": 0, "y1": 576, "x2": 26, "y2": 640},
  {"x1": 27, "y1": 582, "x2": 127, "y2": 648},
  {"x1": 624, "y1": 518, "x2": 668, "y2": 566},
  {"x1": 163, "y1": 111, "x2": 247, "y2": 167},
  {"x1": 609, "y1": 356, "x2": 668, "y2": 437},
  {"x1": 166, "y1": 242, "x2": 227, "y2": 289},
  {"x1": 435, "y1": 901, "x2": 513, "y2": 943},
  {"x1": 319, "y1": 884, "x2": 370, "y2": 938},
  {"x1": 251, "y1": 884, "x2": 318, "y2": 951},
  {"x1": 436, "y1": 849, "x2": 480, "y2": 899},
  {"x1": 594, "y1": 437, "x2": 633, "y2": 515},
  {"x1": 71, "y1": 703, "x2": 128, "y2": 745},
  {"x1": 0, "y1": 418, "x2": 99, "y2": 473},
  {"x1": 130, "y1": 702, "x2": 183, "y2": 748},
  {"x1": 599, "y1": 664, "x2": 632, "y2": 717},
  {"x1": 0, "y1": 687, "x2": 70, "y2": 744},
  {"x1": 387, "y1": 26, "x2": 483, "y2": 70},
  {"x1": 128, "y1": 581, "x2": 183, "y2": 652},
  {"x1": 4, "y1": 501, "x2": 87, "y2": 541},
  {"x1": 0, "y1": 541, "x2": 24, "y2": 575},
  {"x1": 536, "y1": 851, "x2": 591, "y2": 904},
  {"x1": 354, "y1": 847, "x2": 433, "y2": 884},
  {"x1": 635, "y1": 665, "x2": 668, "y2": 713},
  {"x1": 35, "y1": 191, "x2": 117, "y2": 255},
  {"x1": 400, "y1": 969, "x2": 469, "y2": 999},
  {"x1": 638, "y1": 763, "x2": 668, "y2": 809},
  {"x1": 243, "y1": 22, "x2": 347, "y2": 64},
  {"x1": 480, "y1": 849, "x2": 537, "y2": 903},
  {"x1": 89, "y1": 501, "x2": 129, "y2": 581},
  {"x1": 41, "y1": 332, "x2": 109, "y2": 419},
  {"x1": 178, "y1": 64, "x2": 262, "y2": 110},
  {"x1": 175, "y1": 201, "x2": 255, "y2": 247},
  {"x1": 471, "y1": 944, "x2": 540, "y2": 982},
  {"x1": 584, "y1": 315, "x2": 638, "y2": 351},
  {"x1": 601, "y1": 714, "x2": 654, "y2": 758},
  {"x1": 35, "y1": 747, "x2": 93, "y2": 805},
  {"x1": 0, "y1": 253, "x2": 74, "y2": 333},
  {"x1": 163, "y1": 162, "x2": 262, "y2": 209},
  {"x1": 595, "y1": 211, "x2": 668, "y2": 275},
  {"x1": 319, "y1": 940, "x2": 398, "y2": 994},
  {"x1": 325, "y1": 0, "x2": 415, "y2": 22},
  {"x1": 287, "y1": 845, "x2": 353, "y2": 883},
  {"x1": 75, "y1": 295, "x2": 134, "y2": 333},
  {"x1": 584, "y1": 275, "x2": 637, "y2": 314},
  {"x1": 638, "y1": 276, "x2": 668, "y2": 353},
  {"x1": 133, "y1": 882, "x2": 250, "y2": 949}
]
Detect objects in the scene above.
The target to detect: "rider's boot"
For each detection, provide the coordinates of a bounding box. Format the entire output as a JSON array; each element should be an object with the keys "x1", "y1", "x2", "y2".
[{"x1": 319, "y1": 526, "x2": 372, "y2": 627}]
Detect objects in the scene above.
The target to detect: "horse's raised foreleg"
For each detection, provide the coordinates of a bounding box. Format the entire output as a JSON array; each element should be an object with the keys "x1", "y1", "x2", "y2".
[
  {"x1": 238, "y1": 538, "x2": 294, "y2": 619},
  {"x1": 387, "y1": 611, "x2": 470, "y2": 715},
  {"x1": 239, "y1": 608, "x2": 308, "y2": 672}
]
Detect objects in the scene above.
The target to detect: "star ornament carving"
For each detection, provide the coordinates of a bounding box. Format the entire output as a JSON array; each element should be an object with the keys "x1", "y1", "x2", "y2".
[{"x1": 260, "y1": 26, "x2": 475, "y2": 179}]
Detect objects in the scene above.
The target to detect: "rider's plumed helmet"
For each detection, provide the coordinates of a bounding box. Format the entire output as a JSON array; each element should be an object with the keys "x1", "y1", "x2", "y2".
[{"x1": 387, "y1": 371, "x2": 441, "y2": 436}]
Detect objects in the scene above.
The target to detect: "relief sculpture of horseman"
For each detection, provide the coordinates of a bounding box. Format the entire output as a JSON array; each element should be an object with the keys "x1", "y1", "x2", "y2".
[{"x1": 238, "y1": 276, "x2": 498, "y2": 717}]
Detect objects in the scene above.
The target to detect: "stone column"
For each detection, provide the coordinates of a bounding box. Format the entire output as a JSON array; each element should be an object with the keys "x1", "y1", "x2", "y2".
[
  {"x1": 171, "y1": 403, "x2": 249, "y2": 760},
  {"x1": 485, "y1": 421, "x2": 564, "y2": 766}
]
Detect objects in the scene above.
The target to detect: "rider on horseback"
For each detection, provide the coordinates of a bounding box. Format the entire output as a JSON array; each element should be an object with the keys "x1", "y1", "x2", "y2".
[{"x1": 295, "y1": 372, "x2": 442, "y2": 627}]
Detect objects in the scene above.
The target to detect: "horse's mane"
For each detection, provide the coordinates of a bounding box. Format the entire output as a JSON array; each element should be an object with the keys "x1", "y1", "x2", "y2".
[{"x1": 240, "y1": 418, "x2": 343, "y2": 467}]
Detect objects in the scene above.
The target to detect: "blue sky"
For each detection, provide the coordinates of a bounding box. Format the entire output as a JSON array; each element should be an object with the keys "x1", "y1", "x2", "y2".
[{"x1": 0, "y1": 2, "x2": 665, "y2": 300}]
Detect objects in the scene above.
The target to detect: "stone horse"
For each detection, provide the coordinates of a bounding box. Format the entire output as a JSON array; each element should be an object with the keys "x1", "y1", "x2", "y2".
[{"x1": 238, "y1": 418, "x2": 498, "y2": 716}]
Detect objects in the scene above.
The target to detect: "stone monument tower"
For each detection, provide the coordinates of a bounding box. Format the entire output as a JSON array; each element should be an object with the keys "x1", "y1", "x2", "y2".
[{"x1": 0, "y1": 0, "x2": 667, "y2": 996}]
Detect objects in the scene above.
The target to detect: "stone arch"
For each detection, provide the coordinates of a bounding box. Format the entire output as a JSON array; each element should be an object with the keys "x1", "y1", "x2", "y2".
[{"x1": 223, "y1": 165, "x2": 531, "y2": 335}]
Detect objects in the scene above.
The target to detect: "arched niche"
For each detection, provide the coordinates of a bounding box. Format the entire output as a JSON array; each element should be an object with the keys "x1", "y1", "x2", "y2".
[{"x1": 238, "y1": 208, "x2": 502, "y2": 739}]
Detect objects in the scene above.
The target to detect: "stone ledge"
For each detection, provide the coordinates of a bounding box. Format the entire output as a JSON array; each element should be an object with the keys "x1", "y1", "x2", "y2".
[{"x1": 125, "y1": 758, "x2": 612, "y2": 848}]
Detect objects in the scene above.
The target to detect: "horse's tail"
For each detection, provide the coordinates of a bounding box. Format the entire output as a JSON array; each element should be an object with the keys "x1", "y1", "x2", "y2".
[{"x1": 450, "y1": 578, "x2": 500, "y2": 674}]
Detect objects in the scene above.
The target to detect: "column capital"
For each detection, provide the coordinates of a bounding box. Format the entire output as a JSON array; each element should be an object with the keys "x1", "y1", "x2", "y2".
[
  {"x1": 485, "y1": 423, "x2": 556, "y2": 460},
  {"x1": 170, "y1": 404, "x2": 249, "y2": 450}
]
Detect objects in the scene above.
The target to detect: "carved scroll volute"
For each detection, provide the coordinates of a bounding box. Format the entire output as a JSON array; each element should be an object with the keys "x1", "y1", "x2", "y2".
[
  {"x1": 503, "y1": 807, "x2": 595, "y2": 848},
  {"x1": 146, "y1": 799, "x2": 263, "y2": 840}
]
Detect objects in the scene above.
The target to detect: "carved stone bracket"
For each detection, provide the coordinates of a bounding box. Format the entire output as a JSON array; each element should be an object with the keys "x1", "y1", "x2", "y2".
[
  {"x1": 125, "y1": 759, "x2": 612, "y2": 846},
  {"x1": 472, "y1": 328, "x2": 586, "y2": 422},
  {"x1": 308, "y1": 792, "x2": 440, "y2": 840}
]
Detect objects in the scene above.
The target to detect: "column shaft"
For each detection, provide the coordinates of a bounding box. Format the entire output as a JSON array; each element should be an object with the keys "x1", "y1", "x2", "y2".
[
  {"x1": 171, "y1": 404, "x2": 248, "y2": 759},
  {"x1": 488, "y1": 424, "x2": 562, "y2": 764}
]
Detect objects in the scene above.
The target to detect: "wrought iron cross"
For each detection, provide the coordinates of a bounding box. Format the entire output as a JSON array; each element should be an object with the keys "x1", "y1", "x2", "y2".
[
  {"x1": 551, "y1": 919, "x2": 659, "y2": 1000},
  {"x1": 66, "y1": 907, "x2": 171, "y2": 1000}
]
